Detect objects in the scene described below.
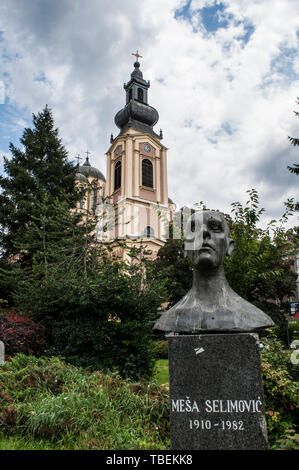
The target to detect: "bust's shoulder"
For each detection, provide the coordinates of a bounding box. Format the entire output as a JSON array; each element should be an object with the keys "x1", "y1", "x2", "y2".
[
  {"x1": 154, "y1": 287, "x2": 274, "y2": 333},
  {"x1": 224, "y1": 288, "x2": 275, "y2": 331}
]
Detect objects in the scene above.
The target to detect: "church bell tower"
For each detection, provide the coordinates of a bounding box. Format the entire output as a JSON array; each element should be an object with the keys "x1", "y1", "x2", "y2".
[{"x1": 105, "y1": 52, "x2": 174, "y2": 257}]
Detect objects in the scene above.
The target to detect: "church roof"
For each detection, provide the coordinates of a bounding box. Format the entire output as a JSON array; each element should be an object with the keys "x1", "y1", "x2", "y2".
[
  {"x1": 76, "y1": 172, "x2": 89, "y2": 183},
  {"x1": 114, "y1": 61, "x2": 160, "y2": 139},
  {"x1": 78, "y1": 157, "x2": 106, "y2": 181}
]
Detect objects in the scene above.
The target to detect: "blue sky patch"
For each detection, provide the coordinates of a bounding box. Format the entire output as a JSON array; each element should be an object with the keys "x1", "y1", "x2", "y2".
[
  {"x1": 175, "y1": 1, "x2": 230, "y2": 32},
  {"x1": 221, "y1": 121, "x2": 234, "y2": 135},
  {"x1": 0, "y1": 104, "x2": 31, "y2": 157},
  {"x1": 174, "y1": 0, "x2": 192, "y2": 21},
  {"x1": 240, "y1": 22, "x2": 255, "y2": 44},
  {"x1": 34, "y1": 72, "x2": 47, "y2": 83},
  {"x1": 199, "y1": 3, "x2": 230, "y2": 33},
  {"x1": 271, "y1": 46, "x2": 298, "y2": 76},
  {"x1": 174, "y1": 1, "x2": 255, "y2": 46},
  {"x1": 260, "y1": 45, "x2": 299, "y2": 88}
]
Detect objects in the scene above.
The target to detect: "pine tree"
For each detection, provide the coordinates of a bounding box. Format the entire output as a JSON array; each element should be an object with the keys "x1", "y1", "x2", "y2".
[
  {"x1": 287, "y1": 163, "x2": 299, "y2": 175},
  {"x1": 288, "y1": 97, "x2": 299, "y2": 175},
  {"x1": 14, "y1": 196, "x2": 90, "y2": 279},
  {"x1": 0, "y1": 105, "x2": 81, "y2": 263}
]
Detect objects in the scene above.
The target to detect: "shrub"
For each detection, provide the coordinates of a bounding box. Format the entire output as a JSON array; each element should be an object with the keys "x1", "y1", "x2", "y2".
[
  {"x1": 14, "y1": 250, "x2": 167, "y2": 381},
  {"x1": 272, "y1": 321, "x2": 299, "y2": 348},
  {"x1": 151, "y1": 340, "x2": 168, "y2": 359},
  {"x1": 44, "y1": 316, "x2": 156, "y2": 381},
  {"x1": 0, "y1": 310, "x2": 45, "y2": 359},
  {"x1": 260, "y1": 330, "x2": 299, "y2": 449}
]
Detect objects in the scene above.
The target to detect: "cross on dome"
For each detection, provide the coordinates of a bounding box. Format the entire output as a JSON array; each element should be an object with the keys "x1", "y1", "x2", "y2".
[
  {"x1": 132, "y1": 50, "x2": 143, "y2": 62},
  {"x1": 76, "y1": 154, "x2": 82, "y2": 167}
]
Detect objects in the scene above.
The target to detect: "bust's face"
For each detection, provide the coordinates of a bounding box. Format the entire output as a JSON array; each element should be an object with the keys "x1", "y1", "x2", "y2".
[{"x1": 184, "y1": 211, "x2": 234, "y2": 269}]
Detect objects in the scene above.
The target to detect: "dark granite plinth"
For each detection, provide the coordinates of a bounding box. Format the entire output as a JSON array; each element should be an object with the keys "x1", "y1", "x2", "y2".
[{"x1": 168, "y1": 334, "x2": 268, "y2": 450}]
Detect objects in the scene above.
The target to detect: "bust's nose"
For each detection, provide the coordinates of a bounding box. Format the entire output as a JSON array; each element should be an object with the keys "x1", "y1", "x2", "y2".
[
  {"x1": 191, "y1": 225, "x2": 210, "y2": 249},
  {"x1": 202, "y1": 224, "x2": 211, "y2": 241}
]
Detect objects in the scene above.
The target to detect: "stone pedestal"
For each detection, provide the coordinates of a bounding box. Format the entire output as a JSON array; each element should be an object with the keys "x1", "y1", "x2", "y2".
[{"x1": 168, "y1": 333, "x2": 268, "y2": 450}]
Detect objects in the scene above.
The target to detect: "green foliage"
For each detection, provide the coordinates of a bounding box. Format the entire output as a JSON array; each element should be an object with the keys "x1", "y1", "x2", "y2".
[
  {"x1": 287, "y1": 97, "x2": 299, "y2": 211},
  {"x1": 224, "y1": 190, "x2": 298, "y2": 327},
  {"x1": 260, "y1": 330, "x2": 299, "y2": 449},
  {"x1": 151, "y1": 340, "x2": 168, "y2": 359},
  {"x1": 0, "y1": 354, "x2": 170, "y2": 450},
  {"x1": 154, "y1": 190, "x2": 297, "y2": 328},
  {"x1": 0, "y1": 195, "x2": 92, "y2": 310},
  {"x1": 267, "y1": 320, "x2": 299, "y2": 348},
  {"x1": 0, "y1": 105, "x2": 165, "y2": 381},
  {"x1": 153, "y1": 359, "x2": 169, "y2": 387},
  {"x1": 0, "y1": 105, "x2": 81, "y2": 264},
  {"x1": 13, "y1": 243, "x2": 167, "y2": 380},
  {"x1": 0, "y1": 261, "x2": 17, "y2": 307},
  {"x1": 153, "y1": 224, "x2": 192, "y2": 307}
]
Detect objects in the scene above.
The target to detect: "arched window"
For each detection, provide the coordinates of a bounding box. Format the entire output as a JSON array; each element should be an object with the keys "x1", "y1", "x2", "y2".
[
  {"x1": 142, "y1": 159, "x2": 153, "y2": 188},
  {"x1": 128, "y1": 89, "x2": 132, "y2": 101},
  {"x1": 144, "y1": 226, "x2": 154, "y2": 238},
  {"x1": 114, "y1": 160, "x2": 121, "y2": 191},
  {"x1": 92, "y1": 185, "x2": 98, "y2": 209},
  {"x1": 138, "y1": 88, "x2": 143, "y2": 102}
]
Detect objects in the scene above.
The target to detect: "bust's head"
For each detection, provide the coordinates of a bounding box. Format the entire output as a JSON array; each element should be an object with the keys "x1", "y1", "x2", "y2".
[
  {"x1": 184, "y1": 211, "x2": 234, "y2": 270},
  {"x1": 153, "y1": 209, "x2": 275, "y2": 332}
]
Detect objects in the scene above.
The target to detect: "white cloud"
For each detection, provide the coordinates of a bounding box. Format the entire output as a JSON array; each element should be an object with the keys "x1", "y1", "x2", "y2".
[{"x1": 0, "y1": 0, "x2": 298, "y2": 229}]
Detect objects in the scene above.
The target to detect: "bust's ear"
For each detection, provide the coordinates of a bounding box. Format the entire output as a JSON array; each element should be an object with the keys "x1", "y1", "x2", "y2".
[{"x1": 226, "y1": 238, "x2": 235, "y2": 256}]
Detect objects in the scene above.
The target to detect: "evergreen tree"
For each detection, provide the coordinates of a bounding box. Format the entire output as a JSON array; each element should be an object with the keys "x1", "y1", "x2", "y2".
[
  {"x1": 0, "y1": 105, "x2": 80, "y2": 263},
  {"x1": 14, "y1": 195, "x2": 92, "y2": 280},
  {"x1": 288, "y1": 97, "x2": 299, "y2": 175}
]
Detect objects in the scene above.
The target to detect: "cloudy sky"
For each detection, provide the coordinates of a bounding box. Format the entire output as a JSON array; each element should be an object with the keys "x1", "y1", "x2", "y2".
[{"x1": 0, "y1": 0, "x2": 299, "y2": 228}]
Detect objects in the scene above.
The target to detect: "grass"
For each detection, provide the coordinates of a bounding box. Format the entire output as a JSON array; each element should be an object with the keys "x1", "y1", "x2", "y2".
[
  {"x1": 1, "y1": 333, "x2": 297, "y2": 450},
  {"x1": 0, "y1": 432, "x2": 60, "y2": 450},
  {"x1": 153, "y1": 359, "x2": 169, "y2": 386},
  {"x1": 0, "y1": 354, "x2": 170, "y2": 450}
]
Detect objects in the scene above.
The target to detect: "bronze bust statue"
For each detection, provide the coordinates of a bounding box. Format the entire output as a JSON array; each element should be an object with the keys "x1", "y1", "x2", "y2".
[{"x1": 154, "y1": 210, "x2": 274, "y2": 333}]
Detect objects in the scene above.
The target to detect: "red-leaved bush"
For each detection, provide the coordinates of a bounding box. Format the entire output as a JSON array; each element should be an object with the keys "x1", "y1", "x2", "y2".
[{"x1": 0, "y1": 309, "x2": 45, "y2": 359}]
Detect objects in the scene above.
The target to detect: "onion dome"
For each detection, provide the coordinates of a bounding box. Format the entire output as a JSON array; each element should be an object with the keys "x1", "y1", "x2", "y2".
[
  {"x1": 78, "y1": 156, "x2": 106, "y2": 181},
  {"x1": 114, "y1": 61, "x2": 160, "y2": 138},
  {"x1": 76, "y1": 172, "x2": 89, "y2": 183},
  {"x1": 115, "y1": 100, "x2": 159, "y2": 130}
]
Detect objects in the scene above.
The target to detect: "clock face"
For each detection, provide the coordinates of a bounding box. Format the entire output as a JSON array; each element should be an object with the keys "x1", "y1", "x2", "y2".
[
  {"x1": 144, "y1": 143, "x2": 151, "y2": 153},
  {"x1": 115, "y1": 145, "x2": 121, "y2": 156}
]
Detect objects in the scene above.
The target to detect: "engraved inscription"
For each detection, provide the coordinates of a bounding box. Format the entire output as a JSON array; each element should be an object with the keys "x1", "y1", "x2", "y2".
[{"x1": 171, "y1": 396, "x2": 263, "y2": 432}]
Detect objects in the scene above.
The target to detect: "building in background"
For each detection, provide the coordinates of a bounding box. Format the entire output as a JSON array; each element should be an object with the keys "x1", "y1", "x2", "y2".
[{"x1": 76, "y1": 56, "x2": 175, "y2": 258}]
